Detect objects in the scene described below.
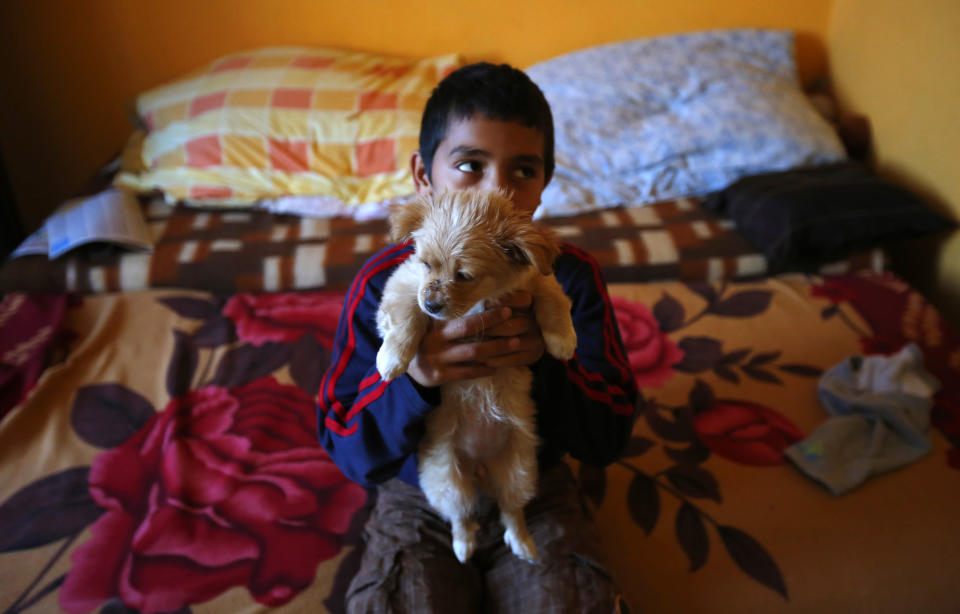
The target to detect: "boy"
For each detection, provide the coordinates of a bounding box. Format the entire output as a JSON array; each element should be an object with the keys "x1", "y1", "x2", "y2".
[{"x1": 317, "y1": 63, "x2": 637, "y2": 613}]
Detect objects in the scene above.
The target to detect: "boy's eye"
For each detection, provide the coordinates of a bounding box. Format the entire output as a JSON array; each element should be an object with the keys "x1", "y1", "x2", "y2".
[
  {"x1": 455, "y1": 160, "x2": 482, "y2": 173},
  {"x1": 455, "y1": 271, "x2": 473, "y2": 282},
  {"x1": 514, "y1": 166, "x2": 537, "y2": 179}
]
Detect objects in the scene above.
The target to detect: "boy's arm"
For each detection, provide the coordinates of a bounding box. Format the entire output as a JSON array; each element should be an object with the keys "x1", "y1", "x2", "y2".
[
  {"x1": 533, "y1": 244, "x2": 639, "y2": 466},
  {"x1": 317, "y1": 245, "x2": 436, "y2": 487}
]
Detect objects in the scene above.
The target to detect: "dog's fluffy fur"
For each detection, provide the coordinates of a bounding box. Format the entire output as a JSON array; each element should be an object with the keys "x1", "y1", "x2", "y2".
[{"x1": 375, "y1": 189, "x2": 577, "y2": 563}]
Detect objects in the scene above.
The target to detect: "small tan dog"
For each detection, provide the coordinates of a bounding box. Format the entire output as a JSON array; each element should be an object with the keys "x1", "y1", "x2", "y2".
[{"x1": 375, "y1": 189, "x2": 577, "y2": 563}]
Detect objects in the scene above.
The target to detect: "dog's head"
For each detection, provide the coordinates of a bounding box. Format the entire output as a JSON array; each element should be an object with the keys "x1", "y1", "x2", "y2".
[{"x1": 388, "y1": 189, "x2": 560, "y2": 320}]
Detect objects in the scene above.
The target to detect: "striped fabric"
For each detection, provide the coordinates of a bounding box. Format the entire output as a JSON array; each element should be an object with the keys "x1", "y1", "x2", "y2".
[
  {"x1": 115, "y1": 47, "x2": 460, "y2": 208},
  {"x1": 0, "y1": 196, "x2": 885, "y2": 296}
]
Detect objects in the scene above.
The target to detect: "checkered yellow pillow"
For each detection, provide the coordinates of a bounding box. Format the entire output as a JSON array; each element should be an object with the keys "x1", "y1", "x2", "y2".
[{"x1": 116, "y1": 46, "x2": 461, "y2": 208}]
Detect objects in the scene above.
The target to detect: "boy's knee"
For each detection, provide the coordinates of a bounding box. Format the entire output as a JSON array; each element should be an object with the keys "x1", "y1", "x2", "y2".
[
  {"x1": 484, "y1": 548, "x2": 621, "y2": 614},
  {"x1": 345, "y1": 549, "x2": 400, "y2": 614},
  {"x1": 570, "y1": 551, "x2": 622, "y2": 614},
  {"x1": 347, "y1": 545, "x2": 482, "y2": 614}
]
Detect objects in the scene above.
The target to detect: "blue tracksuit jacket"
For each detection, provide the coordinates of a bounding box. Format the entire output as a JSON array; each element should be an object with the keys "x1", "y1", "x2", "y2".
[{"x1": 316, "y1": 241, "x2": 638, "y2": 487}]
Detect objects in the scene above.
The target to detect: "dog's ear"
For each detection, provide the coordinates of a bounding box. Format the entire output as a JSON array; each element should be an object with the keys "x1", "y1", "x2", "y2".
[
  {"x1": 387, "y1": 197, "x2": 429, "y2": 244},
  {"x1": 500, "y1": 219, "x2": 561, "y2": 275}
]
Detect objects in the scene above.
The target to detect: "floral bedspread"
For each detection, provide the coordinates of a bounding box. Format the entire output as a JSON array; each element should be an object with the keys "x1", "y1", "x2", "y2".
[{"x1": 1, "y1": 271, "x2": 958, "y2": 614}]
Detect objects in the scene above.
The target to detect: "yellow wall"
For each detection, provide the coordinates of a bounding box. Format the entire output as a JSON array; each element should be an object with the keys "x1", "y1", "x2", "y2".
[
  {"x1": 0, "y1": 0, "x2": 832, "y2": 232},
  {"x1": 828, "y1": 0, "x2": 960, "y2": 320}
]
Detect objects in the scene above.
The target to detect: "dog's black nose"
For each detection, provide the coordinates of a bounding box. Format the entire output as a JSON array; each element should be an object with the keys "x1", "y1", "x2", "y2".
[{"x1": 424, "y1": 300, "x2": 443, "y2": 314}]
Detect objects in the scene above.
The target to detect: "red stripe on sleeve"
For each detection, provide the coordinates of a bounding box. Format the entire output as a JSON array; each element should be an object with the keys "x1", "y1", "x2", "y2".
[
  {"x1": 324, "y1": 415, "x2": 358, "y2": 437},
  {"x1": 360, "y1": 372, "x2": 380, "y2": 389},
  {"x1": 561, "y1": 244, "x2": 633, "y2": 385},
  {"x1": 346, "y1": 379, "x2": 391, "y2": 421},
  {"x1": 567, "y1": 367, "x2": 634, "y2": 416},
  {"x1": 319, "y1": 244, "x2": 412, "y2": 425}
]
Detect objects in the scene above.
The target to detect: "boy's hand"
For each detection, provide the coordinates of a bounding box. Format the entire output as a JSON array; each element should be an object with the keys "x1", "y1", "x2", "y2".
[
  {"x1": 481, "y1": 292, "x2": 545, "y2": 368},
  {"x1": 406, "y1": 291, "x2": 546, "y2": 388}
]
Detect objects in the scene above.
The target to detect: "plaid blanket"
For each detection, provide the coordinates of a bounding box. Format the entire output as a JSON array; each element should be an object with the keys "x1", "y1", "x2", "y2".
[{"x1": 1, "y1": 196, "x2": 883, "y2": 294}]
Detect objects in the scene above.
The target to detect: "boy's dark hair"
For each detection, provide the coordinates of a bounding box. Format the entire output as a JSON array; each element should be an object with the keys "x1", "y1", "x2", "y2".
[{"x1": 419, "y1": 62, "x2": 555, "y2": 183}]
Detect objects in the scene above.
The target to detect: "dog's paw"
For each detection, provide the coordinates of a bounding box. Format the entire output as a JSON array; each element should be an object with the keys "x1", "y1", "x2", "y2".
[
  {"x1": 504, "y1": 526, "x2": 537, "y2": 563},
  {"x1": 543, "y1": 327, "x2": 577, "y2": 361},
  {"x1": 453, "y1": 536, "x2": 477, "y2": 564},
  {"x1": 452, "y1": 520, "x2": 479, "y2": 564},
  {"x1": 376, "y1": 345, "x2": 409, "y2": 381}
]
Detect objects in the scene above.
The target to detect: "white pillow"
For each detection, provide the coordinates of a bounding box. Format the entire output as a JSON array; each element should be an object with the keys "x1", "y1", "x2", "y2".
[{"x1": 526, "y1": 29, "x2": 847, "y2": 218}]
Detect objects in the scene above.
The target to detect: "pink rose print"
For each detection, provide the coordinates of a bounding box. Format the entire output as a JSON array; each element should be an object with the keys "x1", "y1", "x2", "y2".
[
  {"x1": 949, "y1": 449, "x2": 960, "y2": 471},
  {"x1": 223, "y1": 292, "x2": 344, "y2": 347},
  {"x1": 612, "y1": 297, "x2": 684, "y2": 388},
  {"x1": 693, "y1": 399, "x2": 804, "y2": 466},
  {"x1": 859, "y1": 335, "x2": 905, "y2": 356},
  {"x1": 59, "y1": 376, "x2": 366, "y2": 614},
  {"x1": 810, "y1": 279, "x2": 858, "y2": 304},
  {"x1": 0, "y1": 293, "x2": 74, "y2": 420}
]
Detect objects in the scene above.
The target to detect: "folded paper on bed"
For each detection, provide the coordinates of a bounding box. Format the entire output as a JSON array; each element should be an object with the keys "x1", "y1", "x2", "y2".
[{"x1": 9, "y1": 188, "x2": 154, "y2": 260}]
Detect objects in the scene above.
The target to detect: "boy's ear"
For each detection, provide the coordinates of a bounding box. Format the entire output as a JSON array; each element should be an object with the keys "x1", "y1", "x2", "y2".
[
  {"x1": 410, "y1": 151, "x2": 431, "y2": 193},
  {"x1": 500, "y1": 217, "x2": 561, "y2": 275},
  {"x1": 387, "y1": 196, "x2": 428, "y2": 244}
]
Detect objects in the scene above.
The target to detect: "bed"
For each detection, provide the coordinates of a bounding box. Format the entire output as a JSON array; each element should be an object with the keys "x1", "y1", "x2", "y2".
[{"x1": 2, "y1": 29, "x2": 958, "y2": 614}]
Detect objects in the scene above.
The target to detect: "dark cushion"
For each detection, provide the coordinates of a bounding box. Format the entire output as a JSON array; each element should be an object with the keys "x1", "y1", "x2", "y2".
[{"x1": 704, "y1": 163, "x2": 956, "y2": 272}]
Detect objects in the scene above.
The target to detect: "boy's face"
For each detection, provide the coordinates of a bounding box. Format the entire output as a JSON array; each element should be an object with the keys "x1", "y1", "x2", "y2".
[{"x1": 411, "y1": 114, "x2": 547, "y2": 215}]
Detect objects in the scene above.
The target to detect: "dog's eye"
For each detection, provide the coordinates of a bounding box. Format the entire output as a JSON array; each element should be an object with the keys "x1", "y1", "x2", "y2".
[
  {"x1": 455, "y1": 271, "x2": 473, "y2": 282},
  {"x1": 422, "y1": 261, "x2": 431, "y2": 271}
]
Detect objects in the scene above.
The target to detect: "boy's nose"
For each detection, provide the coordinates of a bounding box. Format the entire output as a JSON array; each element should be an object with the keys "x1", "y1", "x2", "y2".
[{"x1": 482, "y1": 168, "x2": 509, "y2": 192}]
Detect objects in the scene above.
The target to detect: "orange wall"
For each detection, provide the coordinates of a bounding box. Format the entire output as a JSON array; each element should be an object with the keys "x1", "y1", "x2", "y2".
[
  {"x1": 0, "y1": 0, "x2": 832, "y2": 232},
  {"x1": 828, "y1": 0, "x2": 960, "y2": 320}
]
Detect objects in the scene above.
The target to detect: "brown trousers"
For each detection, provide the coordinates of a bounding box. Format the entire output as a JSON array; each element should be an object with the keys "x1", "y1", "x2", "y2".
[{"x1": 345, "y1": 462, "x2": 625, "y2": 614}]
